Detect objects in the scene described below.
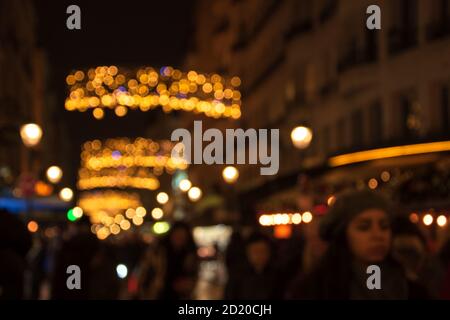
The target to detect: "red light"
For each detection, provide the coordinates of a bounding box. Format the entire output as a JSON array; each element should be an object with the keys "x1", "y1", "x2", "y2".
[{"x1": 274, "y1": 225, "x2": 292, "y2": 239}]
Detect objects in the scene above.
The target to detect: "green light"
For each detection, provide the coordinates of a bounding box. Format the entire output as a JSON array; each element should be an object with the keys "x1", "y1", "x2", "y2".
[
  {"x1": 153, "y1": 222, "x2": 170, "y2": 235},
  {"x1": 67, "y1": 209, "x2": 77, "y2": 222}
]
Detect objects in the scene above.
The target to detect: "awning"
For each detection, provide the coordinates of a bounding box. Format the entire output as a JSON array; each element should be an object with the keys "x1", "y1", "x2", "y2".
[{"x1": 0, "y1": 195, "x2": 70, "y2": 213}]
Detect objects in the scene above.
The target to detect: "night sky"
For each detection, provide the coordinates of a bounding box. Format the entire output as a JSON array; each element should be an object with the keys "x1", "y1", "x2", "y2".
[{"x1": 33, "y1": 0, "x2": 196, "y2": 184}]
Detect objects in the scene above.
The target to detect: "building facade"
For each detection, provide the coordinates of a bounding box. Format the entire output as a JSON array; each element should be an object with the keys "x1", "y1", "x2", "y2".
[{"x1": 185, "y1": 0, "x2": 450, "y2": 182}]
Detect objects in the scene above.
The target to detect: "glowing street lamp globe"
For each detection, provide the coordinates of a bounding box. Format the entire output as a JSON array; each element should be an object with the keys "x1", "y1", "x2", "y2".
[
  {"x1": 291, "y1": 126, "x2": 313, "y2": 149},
  {"x1": 222, "y1": 166, "x2": 239, "y2": 184},
  {"x1": 188, "y1": 187, "x2": 202, "y2": 202},
  {"x1": 46, "y1": 166, "x2": 63, "y2": 184},
  {"x1": 20, "y1": 123, "x2": 43, "y2": 147},
  {"x1": 59, "y1": 187, "x2": 74, "y2": 202}
]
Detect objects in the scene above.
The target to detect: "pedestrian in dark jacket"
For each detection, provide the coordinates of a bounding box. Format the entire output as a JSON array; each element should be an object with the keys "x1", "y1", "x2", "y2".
[
  {"x1": 50, "y1": 216, "x2": 98, "y2": 299},
  {"x1": 391, "y1": 215, "x2": 444, "y2": 298},
  {"x1": 289, "y1": 190, "x2": 429, "y2": 300},
  {"x1": 137, "y1": 221, "x2": 199, "y2": 300},
  {"x1": 0, "y1": 209, "x2": 32, "y2": 299},
  {"x1": 225, "y1": 232, "x2": 282, "y2": 300}
]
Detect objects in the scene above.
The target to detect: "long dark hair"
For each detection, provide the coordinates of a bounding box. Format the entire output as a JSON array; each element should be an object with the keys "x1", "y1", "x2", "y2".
[
  {"x1": 161, "y1": 221, "x2": 197, "y2": 256},
  {"x1": 296, "y1": 231, "x2": 353, "y2": 299},
  {"x1": 296, "y1": 223, "x2": 402, "y2": 299}
]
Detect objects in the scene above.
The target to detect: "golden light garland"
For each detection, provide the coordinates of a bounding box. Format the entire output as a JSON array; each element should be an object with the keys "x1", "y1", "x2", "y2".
[
  {"x1": 81, "y1": 138, "x2": 188, "y2": 171},
  {"x1": 78, "y1": 167, "x2": 160, "y2": 191},
  {"x1": 78, "y1": 138, "x2": 188, "y2": 191},
  {"x1": 77, "y1": 190, "x2": 146, "y2": 240},
  {"x1": 65, "y1": 66, "x2": 242, "y2": 120}
]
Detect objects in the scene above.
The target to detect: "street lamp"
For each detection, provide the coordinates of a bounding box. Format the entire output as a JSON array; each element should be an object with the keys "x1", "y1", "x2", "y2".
[
  {"x1": 179, "y1": 179, "x2": 192, "y2": 192},
  {"x1": 291, "y1": 126, "x2": 313, "y2": 149},
  {"x1": 188, "y1": 187, "x2": 202, "y2": 202},
  {"x1": 222, "y1": 166, "x2": 239, "y2": 184},
  {"x1": 46, "y1": 166, "x2": 63, "y2": 184},
  {"x1": 151, "y1": 207, "x2": 164, "y2": 220},
  {"x1": 156, "y1": 192, "x2": 169, "y2": 205},
  {"x1": 59, "y1": 187, "x2": 74, "y2": 202},
  {"x1": 20, "y1": 123, "x2": 43, "y2": 147}
]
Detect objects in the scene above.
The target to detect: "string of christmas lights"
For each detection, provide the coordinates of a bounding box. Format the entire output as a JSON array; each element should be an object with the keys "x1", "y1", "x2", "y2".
[{"x1": 65, "y1": 66, "x2": 242, "y2": 120}]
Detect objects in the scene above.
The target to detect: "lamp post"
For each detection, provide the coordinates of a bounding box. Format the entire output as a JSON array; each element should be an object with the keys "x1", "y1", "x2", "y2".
[
  {"x1": 20, "y1": 123, "x2": 43, "y2": 147},
  {"x1": 46, "y1": 166, "x2": 63, "y2": 184},
  {"x1": 19, "y1": 123, "x2": 43, "y2": 221},
  {"x1": 290, "y1": 126, "x2": 313, "y2": 149}
]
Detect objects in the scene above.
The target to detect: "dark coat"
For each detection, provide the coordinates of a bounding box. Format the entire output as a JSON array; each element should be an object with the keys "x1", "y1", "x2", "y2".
[
  {"x1": 225, "y1": 264, "x2": 282, "y2": 300},
  {"x1": 0, "y1": 210, "x2": 32, "y2": 299}
]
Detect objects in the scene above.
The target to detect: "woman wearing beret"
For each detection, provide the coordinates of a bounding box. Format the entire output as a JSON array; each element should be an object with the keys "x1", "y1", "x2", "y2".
[{"x1": 289, "y1": 190, "x2": 429, "y2": 300}]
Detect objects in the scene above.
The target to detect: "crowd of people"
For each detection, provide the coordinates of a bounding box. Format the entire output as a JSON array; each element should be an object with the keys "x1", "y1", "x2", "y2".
[{"x1": 1, "y1": 190, "x2": 450, "y2": 300}]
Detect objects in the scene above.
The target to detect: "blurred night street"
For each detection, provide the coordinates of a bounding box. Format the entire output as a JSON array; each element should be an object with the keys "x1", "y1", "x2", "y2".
[{"x1": 1, "y1": 0, "x2": 450, "y2": 301}]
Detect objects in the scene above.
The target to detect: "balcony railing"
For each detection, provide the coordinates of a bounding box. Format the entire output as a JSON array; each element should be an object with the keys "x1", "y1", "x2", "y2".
[
  {"x1": 285, "y1": 20, "x2": 313, "y2": 41},
  {"x1": 319, "y1": 0, "x2": 338, "y2": 23},
  {"x1": 388, "y1": 28, "x2": 418, "y2": 55},
  {"x1": 427, "y1": 20, "x2": 450, "y2": 41},
  {"x1": 337, "y1": 47, "x2": 377, "y2": 73}
]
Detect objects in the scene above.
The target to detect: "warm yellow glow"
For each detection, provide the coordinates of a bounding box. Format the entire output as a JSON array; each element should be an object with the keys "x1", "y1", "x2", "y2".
[
  {"x1": 74, "y1": 71, "x2": 85, "y2": 81},
  {"x1": 66, "y1": 75, "x2": 76, "y2": 85},
  {"x1": 381, "y1": 171, "x2": 391, "y2": 182},
  {"x1": 409, "y1": 213, "x2": 419, "y2": 223},
  {"x1": 156, "y1": 192, "x2": 169, "y2": 205},
  {"x1": 78, "y1": 191, "x2": 142, "y2": 226},
  {"x1": 259, "y1": 215, "x2": 271, "y2": 226},
  {"x1": 93, "y1": 108, "x2": 104, "y2": 119},
  {"x1": 291, "y1": 126, "x2": 313, "y2": 149},
  {"x1": 115, "y1": 105, "x2": 128, "y2": 117},
  {"x1": 135, "y1": 206, "x2": 147, "y2": 217},
  {"x1": 179, "y1": 179, "x2": 192, "y2": 192},
  {"x1": 120, "y1": 219, "x2": 131, "y2": 230},
  {"x1": 46, "y1": 166, "x2": 63, "y2": 184},
  {"x1": 437, "y1": 215, "x2": 447, "y2": 227},
  {"x1": 110, "y1": 224, "x2": 120, "y2": 235},
  {"x1": 20, "y1": 123, "x2": 43, "y2": 147},
  {"x1": 329, "y1": 141, "x2": 450, "y2": 167},
  {"x1": 151, "y1": 207, "x2": 164, "y2": 220},
  {"x1": 231, "y1": 76, "x2": 241, "y2": 87},
  {"x1": 302, "y1": 211, "x2": 313, "y2": 224},
  {"x1": 65, "y1": 67, "x2": 241, "y2": 120},
  {"x1": 73, "y1": 207, "x2": 83, "y2": 219},
  {"x1": 34, "y1": 181, "x2": 53, "y2": 196},
  {"x1": 291, "y1": 213, "x2": 302, "y2": 224},
  {"x1": 423, "y1": 214, "x2": 433, "y2": 226},
  {"x1": 125, "y1": 208, "x2": 136, "y2": 219},
  {"x1": 27, "y1": 221, "x2": 39, "y2": 233},
  {"x1": 77, "y1": 175, "x2": 160, "y2": 191},
  {"x1": 132, "y1": 215, "x2": 143, "y2": 226},
  {"x1": 222, "y1": 166, "x2": 239, "y2": 184},
  {"x1": 188, "y1": 187, "x2": 202, "y2": 202},
  {"x1": 59, "y1": 188, "x2": 74, "y2": 202},
  {"x1": 368, "y1": 178, "x2": 378, "y2": 189},
  {"x1": 327, "y1": 195, "x2": 336, "y2": 206},
  {"x1": 114, "y1": 214, "x2": 124, "y2": 224}
]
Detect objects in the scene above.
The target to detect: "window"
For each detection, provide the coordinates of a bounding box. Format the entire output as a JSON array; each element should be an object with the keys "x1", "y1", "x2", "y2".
[
  {"x1": 287, "y1": 0, "x2": 313, "y2": 38},
  {"x1": 389, "y1": 0, "x2": 418, "y2": 54},
  {"x1": 323, "y1": 125, "x2": 331, "y2": 155},
  {"x1": 369, "y1": 102, "x2": 383, "y2": 145},
  {"x1": 351, "y1": 109, "x2": 364, "y2": 148},
  {"x1": 399, "y1": 92, "x2": 421, "y2": 139},
  {"x1": 337, "y1": 118, "x2": 347, "y2": 150},
  {"x1": 338, "y1": 29, "x2": 378, "y2": 73},
  {"x1": 320, "y1": 0, "x2": 337, "y2": 23},
  {"x1": 427, "y1": 0, "x2": 450, "y2": 40},
  {"x1": 441, "y1": 85, "x2": 450, "y2": 133}
]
